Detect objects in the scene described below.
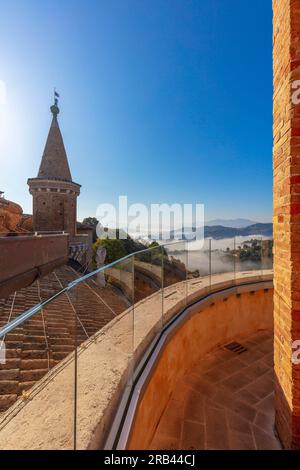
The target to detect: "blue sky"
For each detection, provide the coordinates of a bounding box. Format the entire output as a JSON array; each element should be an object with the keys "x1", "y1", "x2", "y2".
[{"x1": 0, "y1": 0, "x2": 273, "y2": 223}]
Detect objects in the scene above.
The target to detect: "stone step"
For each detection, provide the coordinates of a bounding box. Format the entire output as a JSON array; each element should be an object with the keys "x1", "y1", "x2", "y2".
[
  {"x1": 18, "y1": 381, "x2": 36, "y2": 393},
  {"x1": 21, "y1": 350, "x2": 50, "y2": 359},
  {"x1": 51, "y1": 345, "x2": 74, "y2": 352},
  {"x1": 0, "y1": 359, "x2": 20, "y2": 370},
  {"x1": 25, "y1": 336, "x2": 47, "y2": 344},
  {"x1": 47, "y1": 329, "x2": 72, "y2": 336},
  {"x1": 5, "y1": 349, "x2": 21, "y2": 358},
  {"x1": 46, "y1": 321, "x2": 69, "y2": 328},
  {"x1": 22, "y1": 328, "x2": 45, "y2": 334},
  {"x1": 52, "y1": 352, "x2": 68, "y2": 361},
  {"x1": 20, "y1": 369, "x2": 48, "y2": 382},
  {"x1": 20, "y1": 359, "x2": 49, "y2": 370},
  {"x1": 0, "y1": 369, "x2": 19, "y2": 381},
  {"x1": 22, "y1": 343, "x2": 47, "y2": 351},
  {"x1": 5, "y1": 341, "x2": 22, "y2": 349},
  {"x1": 24, "y1": 322, "x2": 45, "y2": 327},
  {"x1": 49, "y1": 338, "x2": 74, "y2": 346},
  {"x1": 0, "y1": 394, "x2": 17, "y2": 412},
  {"x1": 5, "y1": 333, "x2": 24, "y2": 342},
  {"x1": 0, "y1": 380, "x2": 19, "y2": 394}
]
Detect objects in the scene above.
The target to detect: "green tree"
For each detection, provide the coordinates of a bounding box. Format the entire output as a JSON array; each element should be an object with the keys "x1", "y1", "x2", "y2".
[
  {"x1": 82, "y1": 217, "x2": 99, "y2": 242},
  {"x1": 93, "y1": 238, "x2": 127, "y2": 266}
]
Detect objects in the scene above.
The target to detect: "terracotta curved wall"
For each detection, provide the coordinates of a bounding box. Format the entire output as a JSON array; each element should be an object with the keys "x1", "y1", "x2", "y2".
[{"x1": 127, "y1": 287, "x2": 273, "y2": 449}]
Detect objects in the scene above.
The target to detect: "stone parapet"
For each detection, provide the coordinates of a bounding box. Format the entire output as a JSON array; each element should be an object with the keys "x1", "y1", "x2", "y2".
[
  {"x1": 0, "y1": 270, "x2": 272, "y2": 449},
  {"x1": 0, "y1": 234, "x2": 69, "y2": 298},
  {"x1": 27, "y1": 178, "x2": 81, "y2": 196}
]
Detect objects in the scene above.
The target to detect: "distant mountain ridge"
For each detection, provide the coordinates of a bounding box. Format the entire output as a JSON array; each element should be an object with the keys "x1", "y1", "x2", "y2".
[
  {"x1": 204, "y1": 223, "x2": 273, "y2": 239},
  {"x1": 206, "y1": 218, "x2": 257, "y2": 228},
  {"x1": 168, "y1": 223, "x2": 273, "y2": 240}
]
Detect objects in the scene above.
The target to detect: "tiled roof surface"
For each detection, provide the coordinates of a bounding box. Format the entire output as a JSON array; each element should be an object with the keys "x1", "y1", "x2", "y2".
[
  {"x1": 0, "y1": 265, "x2": 128, "y2": 412},
  {"x1": 37, "y1": 114, "x2": 72, "y2": 181}
]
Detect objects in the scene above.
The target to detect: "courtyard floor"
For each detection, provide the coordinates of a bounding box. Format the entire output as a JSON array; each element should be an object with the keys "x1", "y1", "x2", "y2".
[{"x1": 150, "y1": 330, "x2": 282, "y2": 450}]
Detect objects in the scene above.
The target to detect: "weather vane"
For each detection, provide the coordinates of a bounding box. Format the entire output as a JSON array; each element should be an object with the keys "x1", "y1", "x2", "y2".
[{"x1": 54, "y1": 88, "x2": 60, "y2": 106}]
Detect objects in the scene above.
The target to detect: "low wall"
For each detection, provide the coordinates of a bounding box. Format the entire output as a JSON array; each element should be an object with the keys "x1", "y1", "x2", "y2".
[
  {"x1": 0, "y1": 271, "x2": 273, "y2": 449},
  {"x1": 126, "y1": 287, "x2": 273, "y2": 449},
  {"x1": 0, "y1": 234, "x2": 69, "y2": 298}
]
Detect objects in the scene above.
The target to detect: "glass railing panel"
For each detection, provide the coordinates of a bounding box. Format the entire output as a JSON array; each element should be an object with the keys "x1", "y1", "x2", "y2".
[
  {"x1": 187, "y1": 237, "x2": 211, "y2": 298},
  {"x1": 0, "y1": 267, "x2": 69, "y2": 324},
  {"x1": 162, "y1": 241, "x2": 187, "y2": 325},
  {"x1": 0, "y1": 237, "x2": 275, "y2": 451},
  {"x1": 235, "y1": 236, "x2": 263, "y2": 283},
  {"x1": 210, "y1": 237, "x2": 235, "y2": 289},
  {"x1": 133, "y1": 245, "x2": 163, "y2": 356},
  {"x1": 75, "y1": 256, "x2": 134, "y2": 450},
  {"x1": 0, "y1": 290, "x2": 76, "y2": 449}
]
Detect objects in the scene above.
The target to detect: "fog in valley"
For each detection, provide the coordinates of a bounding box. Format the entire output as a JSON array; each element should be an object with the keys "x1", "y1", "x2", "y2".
[{"x1": 163, "y1": 235, "x2": 273, "y2": 276}]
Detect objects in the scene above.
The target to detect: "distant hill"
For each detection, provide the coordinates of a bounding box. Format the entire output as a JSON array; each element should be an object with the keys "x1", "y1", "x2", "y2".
[
  {"x1": 168, "y1": 223, "x2": 273, "y2": 240},
  {"x1": 204, "y1": 223, "x2": 273, "y2": 239},
  {"x1": 206, "y1": 218, "x2": 257, "y2": 228}
]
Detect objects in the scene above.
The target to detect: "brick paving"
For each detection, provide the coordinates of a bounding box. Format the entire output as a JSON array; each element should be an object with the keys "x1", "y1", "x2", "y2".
[{"x1": 150, "y1": 331, "x2": 282, "y2": 450}]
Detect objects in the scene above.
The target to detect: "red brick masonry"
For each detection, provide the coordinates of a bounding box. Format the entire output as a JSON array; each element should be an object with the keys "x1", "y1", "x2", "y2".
[{"x1": 273, "y1": 0, "x2": 300, "y2": 449}]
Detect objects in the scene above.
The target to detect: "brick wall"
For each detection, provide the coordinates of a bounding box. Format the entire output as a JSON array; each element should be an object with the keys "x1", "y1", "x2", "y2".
[
  {"x1": 28, "y1": 179, "x2": 80, "y2": 238},
  {"x1": 33, "y1": 192, "x2": 77, "y2": 236},
  {"x1": 273, "y1": 0, "x2": 300, "y2": 449}
]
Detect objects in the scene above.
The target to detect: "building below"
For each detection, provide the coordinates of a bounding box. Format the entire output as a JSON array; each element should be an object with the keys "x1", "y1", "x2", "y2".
[{"x1": 0, "y1": 195, "x2": 32, "y2": 233}]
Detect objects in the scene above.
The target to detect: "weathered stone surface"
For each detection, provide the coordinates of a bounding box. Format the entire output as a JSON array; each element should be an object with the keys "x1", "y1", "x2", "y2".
[
  {"x1": 19, "y1": 215, "x2": 33, "y2": 231},
  {"x1": 0, "y1": 198, "x2": 32, "y2": 233},
  {"x1": 0, "y1": 198, "x2": 23, "y2": 233}
]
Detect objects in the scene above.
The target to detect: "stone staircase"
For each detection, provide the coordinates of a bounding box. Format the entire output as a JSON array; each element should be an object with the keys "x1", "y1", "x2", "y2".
[{"x1": 0, "y1": 264, "x2": 128, "y2": 412}]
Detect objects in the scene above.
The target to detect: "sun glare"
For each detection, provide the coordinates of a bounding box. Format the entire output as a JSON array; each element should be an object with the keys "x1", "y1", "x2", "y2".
[{"x1": 0, "y1": 80, "x2": 7, "y2": 106}]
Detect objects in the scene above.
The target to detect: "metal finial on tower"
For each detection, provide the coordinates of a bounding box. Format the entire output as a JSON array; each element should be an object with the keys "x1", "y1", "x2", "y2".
[{"x1": 50, "y1": 89, "x2": 60, "y2": 116}]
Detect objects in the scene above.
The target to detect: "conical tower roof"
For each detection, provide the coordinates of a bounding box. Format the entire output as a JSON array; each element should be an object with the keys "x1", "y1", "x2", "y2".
[{"x1": 37, "y1": 102, "x2": 72, "y2": 181}]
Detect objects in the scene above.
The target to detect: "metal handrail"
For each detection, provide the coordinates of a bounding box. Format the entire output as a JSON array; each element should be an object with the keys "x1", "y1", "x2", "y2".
[
  {"x1": 0, "y1": 240, "x2": 182, "y2": 339},
  {"x1": 0, "y1": 238, "x2": 271, "y2": 339},
  {"x1": 0, "y1": 288, "x2": 68, "y2": 338}
]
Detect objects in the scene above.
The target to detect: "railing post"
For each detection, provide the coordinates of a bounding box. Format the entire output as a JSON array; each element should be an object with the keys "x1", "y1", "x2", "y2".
[
  {"x1": 74, "y1": 285, "x2": 78, "y2": 450},
  {"x1": 161, "y1": 244, "x2": 164, "y2": 325},
  {"x1": 234, "y1": 236, "x2": 236, "y2": 283},
  {"x1": 185, "y1": 241, "x2": 188, "y2": 305},
  {"x1": 209, "y1": 238, "x2": 212, "y2": 290}
]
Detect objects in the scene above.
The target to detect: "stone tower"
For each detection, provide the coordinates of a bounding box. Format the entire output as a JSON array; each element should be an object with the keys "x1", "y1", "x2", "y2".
[{"x1": 28, "y1": 99, "x2": 81, "y2": 237}]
